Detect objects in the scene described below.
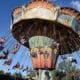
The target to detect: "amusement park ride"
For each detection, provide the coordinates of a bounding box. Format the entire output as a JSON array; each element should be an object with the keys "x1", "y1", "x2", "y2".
[
  {"x1": 11, "y1": 0, "x2": 80, "y2": 80},
  {"x1": 0, "y1": 0, "x2": 80, "y2": 80}
]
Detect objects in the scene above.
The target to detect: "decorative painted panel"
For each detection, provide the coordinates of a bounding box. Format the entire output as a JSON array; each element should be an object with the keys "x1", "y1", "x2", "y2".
[
  {"x1": 29, "y1": 36, "x2": 59, "y2": 69},
  {"x1": 30, "y1": 47, "x2": 58, "y2": 69},
  {"x1": 77, "y1": 23, "x2": 80, "y2": 32},
  {"x1": 57, "y1": 14, "x2": 80, "y2": 32},
  {"x1": 29, "y1": 36, "x2": 53, "y2": 48},
  {"x1": 71, "y1": 18, "x2": 78, "y2": 31},
  {"x1": 13, "y1": 12, "x2": 22, "y2": 23},
  {"x1": 57, "y1": 14, "x2": 74, "y2": 27},
  {"x1": 24, "y1": 7, "x2": 58, "y2": 21}
]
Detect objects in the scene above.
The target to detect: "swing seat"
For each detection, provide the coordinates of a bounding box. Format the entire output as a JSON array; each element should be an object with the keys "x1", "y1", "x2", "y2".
[
  {"x1": 23, "y1": 66, "x2": 28, "y2": 72},
  {"x1": 4, "y1": 59, "x2": 12, "y2": 65},
  {"x1": 0, "y1": 38, "x2": 5, "y2": 43},
  {"x1": 3, "y1": 50, "x2": 9, "y2": 55},
  {"x1": 12, "y1": 44, "x2": 20, "y2": 54},
  {"x1": 20, "y1": 65, "x2": 24, "y2": 70},
  {"x1": 13, "y1": 62, "x2": 20, "y2": 69},
  {"x1": 0, "y1": 56, "x2": 3, "y2": 59},
  {"x1": 68, "y1": 57, "x2": 77, "y2": 64},
  {"x1": 20, "y1": 38, "x2": 27, "y2": 44},
  {"x1": 0, "y1": 46, "x2": 4, "y2": 50},
  {"x1": 2, "y1": 55, "x2": 7, "y2": 59}
]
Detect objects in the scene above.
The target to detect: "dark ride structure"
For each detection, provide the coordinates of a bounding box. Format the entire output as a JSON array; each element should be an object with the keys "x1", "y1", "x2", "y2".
[{"x1": 11, "y1": 0, "x2": 80, "y2": 80}]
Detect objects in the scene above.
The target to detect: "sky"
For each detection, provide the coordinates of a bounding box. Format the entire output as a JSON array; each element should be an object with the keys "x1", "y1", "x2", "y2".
[{"x1": 0, "y1": 0, "x2": 80, "y2": 77}]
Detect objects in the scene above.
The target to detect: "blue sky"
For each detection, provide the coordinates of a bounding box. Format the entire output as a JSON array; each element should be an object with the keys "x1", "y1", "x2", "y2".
[{"x1": 0, "y1": 0, "x2": 80, "y2": 76}]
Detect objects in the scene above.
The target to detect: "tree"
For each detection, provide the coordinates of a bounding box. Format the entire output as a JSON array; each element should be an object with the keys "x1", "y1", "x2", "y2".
[
  {"x1": 0, "y1": 70, "x2": 4, "y2": 74},
  {"x1": 57, "y1": 60, "x2": 79, "y2": 80},
  {"x1": 26, "y1": 70, "x2": 36, "y2": 79},
  {"x1": 13, "y1": 72, "x2": 22, "y2": 78},
  {"x1": 5, "y1": 72, "x2": 11, "y2": 76}
]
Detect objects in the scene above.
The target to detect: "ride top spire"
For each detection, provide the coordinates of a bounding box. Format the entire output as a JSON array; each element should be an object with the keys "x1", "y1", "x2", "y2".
[{"x1": 32, "y1": 0, "x2": 47, "y2": 1}]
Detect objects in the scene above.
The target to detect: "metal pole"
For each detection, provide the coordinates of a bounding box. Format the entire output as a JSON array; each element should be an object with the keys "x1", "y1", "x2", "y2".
[{"x1": 38, "y1": 69, "x2": 54, "y2": 80}]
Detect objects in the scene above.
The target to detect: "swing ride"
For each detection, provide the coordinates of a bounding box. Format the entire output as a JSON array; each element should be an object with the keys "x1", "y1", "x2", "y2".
[
  {"x1": 10, "y1": 0, "x2": 80, "y2": 79},
  {"x1": 0, "y1": 0, "x2": 79, "y2": 80}
]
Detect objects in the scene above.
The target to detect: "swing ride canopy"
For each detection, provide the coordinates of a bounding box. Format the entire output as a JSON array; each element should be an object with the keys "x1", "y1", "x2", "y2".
[{"x1": 11, "y1": 0, "x2": 80, "y2": 69}]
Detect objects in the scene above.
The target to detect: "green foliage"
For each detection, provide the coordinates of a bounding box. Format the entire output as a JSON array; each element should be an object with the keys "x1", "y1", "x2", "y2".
[
  {"x1": 5, "y1": 72, "x2": 11, "y2": 76},
  {"x1": 26, "y1": 70, "x2": 36, "y2": 78},
  {"x1": 56, "y1": 60, "x2": 80, "y2": 80},
  {"x1": 0, "y1": 70, "x2": 4, "y2": 74},
  {"x1": 25, "y1": 61, "x2": 80, "y2": 80},
  {"x1": 58, "y1": 60, "x2": 73, "y2": 73},
  {"x1": 13, "y1": 72, "x2": 22, "y2": 78}
]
